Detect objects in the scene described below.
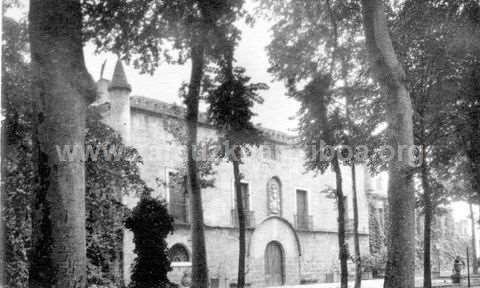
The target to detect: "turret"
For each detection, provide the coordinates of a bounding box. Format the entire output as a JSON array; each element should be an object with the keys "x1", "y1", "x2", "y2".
[
  {"x1": 108, "y1": 60, "x2": 131, "y2": 145},
  {"x1": 106, "y1": 60, "x2": 132, "y2": 285}
]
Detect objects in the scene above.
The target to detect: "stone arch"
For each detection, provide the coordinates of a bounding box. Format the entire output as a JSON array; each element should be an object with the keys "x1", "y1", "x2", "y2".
[
  {"x1": 248, "y1": 216, "x2": 301, "y2": 286},
  {"x1": 250, "y1": 216, "x2": 301, "y2": 257}
]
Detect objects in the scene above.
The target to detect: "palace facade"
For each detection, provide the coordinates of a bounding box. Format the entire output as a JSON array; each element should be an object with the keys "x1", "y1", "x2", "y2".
[{"x1": 96, "y1": 60, "x2": 387, "y2": 287}]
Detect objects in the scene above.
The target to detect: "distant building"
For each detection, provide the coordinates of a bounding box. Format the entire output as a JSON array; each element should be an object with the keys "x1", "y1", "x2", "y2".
[
  {"x1": 96, "y1": 60, "x2": 387, "y2": 287},
  {"x1": 455, "y1": 219, "x2": 469, "y2": 237}
]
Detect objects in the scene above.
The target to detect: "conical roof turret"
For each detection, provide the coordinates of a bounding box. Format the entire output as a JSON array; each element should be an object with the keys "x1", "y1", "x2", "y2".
[{"x1": 108, "y1": 59, "x2": 131, "y2": 92}]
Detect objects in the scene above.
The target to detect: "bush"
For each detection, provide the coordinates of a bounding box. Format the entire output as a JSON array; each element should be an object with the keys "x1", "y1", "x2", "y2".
[{"x1": 125, "y1": 197, "x2": 174, "y2": 288}]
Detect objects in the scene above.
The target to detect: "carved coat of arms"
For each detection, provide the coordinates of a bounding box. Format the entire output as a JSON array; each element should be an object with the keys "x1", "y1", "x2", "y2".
[{"x1": 267, "y1": 178, "x2": 281, "y2": 215}]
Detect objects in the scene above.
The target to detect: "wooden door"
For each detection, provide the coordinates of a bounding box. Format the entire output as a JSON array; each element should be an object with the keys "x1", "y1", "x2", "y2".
[{"x1": 265, "y1": 241, "x2": 284, "y2": 286}]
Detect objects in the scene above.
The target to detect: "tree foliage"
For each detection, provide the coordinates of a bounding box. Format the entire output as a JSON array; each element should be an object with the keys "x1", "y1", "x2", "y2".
[
  {"x1": 82, "y1": 0, "x2": 246, "y2": 74},
  {"x1": 207, "y1": 66, "x2": 266, "y2": 149},
  {"x1": 3, "y1": 14, "x2": 34, "y2": 288},
  {"x1": 205, "y1": 32, "x2": 267, "y2": 285}
]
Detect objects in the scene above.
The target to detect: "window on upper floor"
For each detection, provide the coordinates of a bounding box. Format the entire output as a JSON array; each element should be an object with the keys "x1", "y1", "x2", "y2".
[
  {"x1": 168, "y1": 171, "x2": 189, "y2": 224},
  {"x1": 235, "y1": 182, "x2": 250, "y2": 211},
  {"x1": 263, "y1": 144, "x2": 279, "y2": 161},
  {"x1": 232, "y1": 182, "x2": 255, "y2": 227},
  {"x1": 295, "y1": 189, "x2": 312, "y2": 230}
]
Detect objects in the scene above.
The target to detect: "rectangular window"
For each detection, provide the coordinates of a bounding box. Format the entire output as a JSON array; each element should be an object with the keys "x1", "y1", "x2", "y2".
[
  {"x1": 296, "y1": 189, "x2": 308, "y2": 216},
  {"x1": 240, "y1": 182, "x2": 249, "y2": 211},
  {"x1": 263, "y1": 144, "x2": 278, "y2": 160},
  {"x1": 168, "y1": 172, "x2": 188, "y2": 223},
  {"x1": 232, "y1": 182, "x2": 254, "y2": 227},
  {"x1": 234, "y1": 182, "x2": 250, "y2": 211},
  {"x1": 295, "y1": 189, "x2": 311, "y2": 230}
]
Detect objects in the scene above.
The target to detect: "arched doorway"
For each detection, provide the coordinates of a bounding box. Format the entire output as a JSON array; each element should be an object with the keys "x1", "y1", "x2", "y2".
[{"x1": 265, "y1": 241, "x2": 285, "y2": 286}]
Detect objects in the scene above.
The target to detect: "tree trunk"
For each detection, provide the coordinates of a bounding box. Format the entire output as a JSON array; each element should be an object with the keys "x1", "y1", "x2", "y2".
[
  {"x1": 421, "y1": 153, "x2": 433, "y2": 288},
  {"x1": 28, "y1": 1, "x2": 95, "y2": 287},
  {"x1": 233, "y1": 159, "x2": 246, "y2": 288},
  {"x1": 0, "y1": 108, "x2": 5, "y2": 287},
  {"x1": 186, "y1": 31, "x2": 209, "y2": 288},
  {"x1": 332, "y1": 154, "x2": 348, "y2": 288},
  {"x1": 469, "y1": 202, "x2": 478, "y2": 274},
  {"x1": 360, "y1": 1, "x2": 416, "y2": 288},
  {"x1": 352, "y1": 164, "x2": 362, "y2": 288}
]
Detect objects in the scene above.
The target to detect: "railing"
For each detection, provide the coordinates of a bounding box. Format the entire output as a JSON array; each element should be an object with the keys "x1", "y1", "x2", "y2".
[
  {"x1": 294, "y1": 214, "x2": 313, "y2": 230},
  {"x1": 231, "y1": 209, "x2": 255, "y2": 228}
]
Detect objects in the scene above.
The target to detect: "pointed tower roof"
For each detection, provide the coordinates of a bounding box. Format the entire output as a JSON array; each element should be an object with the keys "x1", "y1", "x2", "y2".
[{"x1": 108, "y1": 59, "x2": 131, "y2": 92}]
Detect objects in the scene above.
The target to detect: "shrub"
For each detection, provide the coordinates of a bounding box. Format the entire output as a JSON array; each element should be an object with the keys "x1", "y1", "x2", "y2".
[{"x1": 125, "y1": 197, "x2": 174, "y2": 288}]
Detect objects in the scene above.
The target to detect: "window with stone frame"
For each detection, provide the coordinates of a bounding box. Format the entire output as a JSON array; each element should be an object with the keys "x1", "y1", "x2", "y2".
[
  {"x1": 295, "y1": 189, "x2": 311, "y2": 230},
  {"x1": 168, "y1": 172, "x2": 189, "y2": 224},
  {"x1": 235, "y1": 182, "x2": 250, "y2": 212},
  {"x1": 263, "y1": 143, "x2": 279, "y2": 160},
  {"x1": 168, "y1": 244, "x2": 190, "y2": 262},
  {"x1": 232, "y1": 182, "x2": 255, "y2": 227}
]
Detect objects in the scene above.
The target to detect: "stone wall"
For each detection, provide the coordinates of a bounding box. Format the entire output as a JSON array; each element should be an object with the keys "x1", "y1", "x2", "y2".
[
  {"x1": 121, "y1": 98, "x2": 374, "y2": 286},
  {"x1": 163, "y1": 225, "x2": 370, "y2": 287}
]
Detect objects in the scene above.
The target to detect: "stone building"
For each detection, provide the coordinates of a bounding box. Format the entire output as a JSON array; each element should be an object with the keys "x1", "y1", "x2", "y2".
[{"x1": 96, "y1": 60, "x2": 383, "y2": 287}]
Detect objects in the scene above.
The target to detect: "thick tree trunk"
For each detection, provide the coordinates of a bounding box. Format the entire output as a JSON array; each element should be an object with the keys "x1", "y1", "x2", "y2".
[
  {"x1": 469, "y1": 202, "x2": 478, "y2": 274},
  {"x1": 421, "y1": 155, "x2": 433, "y2": 288},
  {"x1": 28, "y1": 1, "x2": 95, "y2": 287},
  {"x1": 332, "y1": 154, "x2": 348, "y2": 288},
  {"x1": 233, "y1": 159, "x2": 246, "y2": 288},
  {"x1": 352, "y1": 164, "x2": 362, "y2": 288},
  {"x1": 186, "y1": 32, "x2": 209, "y2": 288},
  {"x1": 360, "y1": 1, "x2": 415, "y2": 288}
]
